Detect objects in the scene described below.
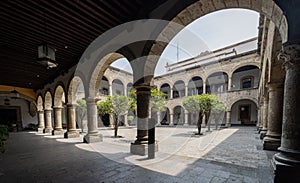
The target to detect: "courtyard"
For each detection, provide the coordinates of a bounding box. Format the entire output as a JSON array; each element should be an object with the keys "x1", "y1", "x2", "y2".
[{"x1": 0, "y1": 126, "x2": 275, "y2": 182}]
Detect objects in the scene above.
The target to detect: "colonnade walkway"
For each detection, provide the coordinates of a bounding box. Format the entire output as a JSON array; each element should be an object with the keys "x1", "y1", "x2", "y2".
[{"x1": 0, "y1": 126, "x2": 275, "y2": 183}]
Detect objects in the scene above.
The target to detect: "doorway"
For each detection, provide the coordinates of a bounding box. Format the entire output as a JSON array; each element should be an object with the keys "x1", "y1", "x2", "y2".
[{"x1": 239, "y1": 105, "x2": 250, "y2": 124}]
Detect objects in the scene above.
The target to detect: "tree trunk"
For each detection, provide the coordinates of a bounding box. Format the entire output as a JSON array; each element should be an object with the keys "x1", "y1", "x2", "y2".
[
  {"x1": 197, "y1": 112, "x2": 203, "y2": 135},
  {"x1": 114, "y1": 114, "x2": 119, "y2": 137}
]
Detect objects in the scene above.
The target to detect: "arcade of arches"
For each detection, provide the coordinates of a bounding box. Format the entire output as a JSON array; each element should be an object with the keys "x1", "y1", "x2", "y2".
[{"x1": 1, "y1": 1, "x2": 300, "y2": 182}]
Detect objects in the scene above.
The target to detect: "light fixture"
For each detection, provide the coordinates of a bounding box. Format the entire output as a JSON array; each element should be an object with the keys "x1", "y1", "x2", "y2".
[
  {"x1": 37, "y1": 44, "x2": 58, "y2": 69},
  {"x1": 4, "y1": 98, "x2": 10, "y2": 105}
]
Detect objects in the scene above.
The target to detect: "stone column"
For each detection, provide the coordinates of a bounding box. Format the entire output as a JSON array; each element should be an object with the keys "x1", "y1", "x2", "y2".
[
  {"x1": 185, "y1": 85, "x2": 188, "y2": 96},
  {"x1": 184, "y1": 110, "x2": 189, "y2": 126},
  {"x1": 259, "y1": 95, "x2": 269, "y2": 139},
  {"x1": 169, "y1": 113, "x2": 174, "y2": 126},
  {"x1": 84, "y1": 98, "x2": 103, "y2": 143},
  {"x1": 170, "y1": 88, "x2": 173, "y2": 99},
  {"x1": 52, "y1": 106, "x2": 64, "y2": 135},
  {"x1": 256, "y1": 109, "x2": 261, "y2": 130},
  {"x1": 37, "y1": 110, "x2": 45, "y2": 133},
  {"x1": 228, "y1": 77, "x2": 232, "y2": 91},
  {"x1": 109, "y1": 84, "x2": 113, "y2": 96},
  {"x1": 64, "y1": 104, "x2": 79, "y2": 138},
  {"x1": 43, "y1": 109, "x2": 53, "y2": 133},
  {"x1": 157, "y1": 112, "x2": 161, "y2": 125},
  {"x1": 124, "y1": 85, "x2": 127, "y2": 96},
  {"x1": 258, "y1": 103, "x2": 264, "y2": 130},
  {"x1": 263, "y1": 83, "x2": 284, "y2": 150},
  {"x1": 273, "y1": 45, "x2": 300, "y2": 182},
  {"x1": 131, "y1": 85, "x2": 157, "y2": 155},
  {"x1": 124, "y1": 114, "x2": 128, "y2": 126},
  {"x1": 226, "y1": 111, "x2": 231, "y2": 127},
  {"x1": 203, "y1": 81, "x2": 206, "y2": 94}
]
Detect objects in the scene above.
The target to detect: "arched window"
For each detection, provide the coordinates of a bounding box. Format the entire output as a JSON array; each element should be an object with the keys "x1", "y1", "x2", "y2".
[{"x1": 241, "y1": 76, "x2": 253, "y2": 89}]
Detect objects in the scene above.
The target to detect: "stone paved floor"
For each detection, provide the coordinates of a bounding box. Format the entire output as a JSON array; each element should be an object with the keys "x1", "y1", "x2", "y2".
[{"x1": 0, "y1": 126, "x2": 276, "y2": 183}]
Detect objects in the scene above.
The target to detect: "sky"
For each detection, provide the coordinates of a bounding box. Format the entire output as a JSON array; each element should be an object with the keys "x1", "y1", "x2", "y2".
[{"x1": 111, "y1": 8, "x2": 259, "y2": 76}]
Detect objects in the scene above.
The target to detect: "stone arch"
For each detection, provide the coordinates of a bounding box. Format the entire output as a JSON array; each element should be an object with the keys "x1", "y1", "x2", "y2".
[
  {"x1": 112, "y1": 79, "x2": 125, "y2": 95},
  {"x1": 188, "y1": 76, "x2": 203, "y2": 95},
  {"x1": 88, "y1": 52, "x2": 125, "y2": 97},
  {"x1": 230, "y1": 63, "x2": 261, "y2": 76},
  {"x1": 232, "y1": 65, "x2": 260, "y2": 89},
  {"x1": 229, "y1": 98, "x2": 258, "y2": 125},
  {"x1": 37, "y1": 95, "x2": 44, "y2": 111},
  {"x1": 228, "y1": 97, "x2": 258, "y2": 111},
  {"x1": 68, "y1": 76, "x2": 84, "y2": 104},
  {"x1": 173, "y1": 80, "x2": 186, "y2": 98},
  {"x1": 173, "y1": 105, "x2": 185, "y2": 125},
  {"x1": 126, "y1": 82, "x2": 133, "y2": 95},
  {"x1": 54, "y1": 85, "x2": 66, "y2": 107},
  {"x1": 44, "y1": 91, "x2": 52, "y2": 110},
  {"x1": 160, "y1": 107, "x2": 170, "y2": 125},
  {"x1": 99, "y1": 76, "x2": 110, "y2": 96},
  {"x1": 160, "y1": 83, "x2": 171, "y2": 99},
  {"x1": 206, "y1": 72, "x2": 228, "y2": 93},
  {"x1": 148, "y1": 2, "x2": 288, "y2": 77}
]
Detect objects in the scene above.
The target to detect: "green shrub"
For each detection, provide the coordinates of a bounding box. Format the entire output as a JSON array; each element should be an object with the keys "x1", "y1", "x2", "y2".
[{"x1": 0, "y1": 125, "x2": 9, "y2": 153}]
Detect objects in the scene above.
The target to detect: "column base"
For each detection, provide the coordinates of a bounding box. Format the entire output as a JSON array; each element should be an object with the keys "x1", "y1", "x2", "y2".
[
  {"x1": 225, "y1": 123, "x2": 231, "y2": 127},
  {"x1": 272, "y1": 152, "x2": 300, "y2": 182},
  {"x1": 183, "y1": 123, "x2": 189, "y2": 126},
  {"x1": 83, "y1": 133, "x2": 103, "y2": 143},
  {"x1": 263, "y1": 136, "x2": 281, "y2": 151},
  {"x1": 64, "y1": 130, "x2": 80, "y2": 138},
  {"x1": 43, "y1": 128, "x2": 53, "y2": 134},
  {"x1": 52, "y1": 129, "x2": 64, "y2": 136},
  {"x1": 260, "y1": 129, "x2": 267, "y2": 139},
  {"x1": 37, "y1": 128, "x2": 44, "y2": 133},
  {"x1": 130, "y1": 142, "x2": 158, "y2": 156}
]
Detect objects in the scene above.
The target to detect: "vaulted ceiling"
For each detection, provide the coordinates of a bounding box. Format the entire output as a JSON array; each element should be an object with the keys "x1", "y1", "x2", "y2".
[{"x1": 0, "y1": 0, "x2": 172, "y2": 90}]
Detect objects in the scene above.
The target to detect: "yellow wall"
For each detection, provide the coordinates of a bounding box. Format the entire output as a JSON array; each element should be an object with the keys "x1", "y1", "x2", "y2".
[{"x1": 0, "y1": 85, "x2": 36, "y2": 100}]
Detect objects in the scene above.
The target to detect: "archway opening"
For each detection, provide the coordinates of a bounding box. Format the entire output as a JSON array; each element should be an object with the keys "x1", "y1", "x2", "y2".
[
  {"x1": 206, "y1": 72, "x2": 228, "y2": 94},
  {"x1": 232, "y1": 65, "x2": 259, "y2": 90},
  {"x1": 160, "y1": 83, "x2": 171, "y2": 99},
  {"x1": 173, "y1": 80, "x2": 185, "y2": 98},
  {"x1": 230, "y1": 99, "x2": 258, "y2": 125},
  {"x1": 188, "y1": 76, "x2": 203, "y2": 96},
  {"x1": 173, "y1": 106, "x2": 185, "y2": 125}
]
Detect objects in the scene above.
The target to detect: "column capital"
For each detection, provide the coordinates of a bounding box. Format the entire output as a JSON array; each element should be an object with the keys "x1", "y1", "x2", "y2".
[
  {"x1": 44, "y1": 108, "x2": 53, "y2": 112},
  {"x1": 66, "y1": 103, "x2": 77, "y2": 108},
  {"x1": 53, "y1": 106, "x2": 64, "y2": 110},
  {"x1": 278, "y1": 44, "x2": 300, "y2": 70},
  {"x1": 85, "y1": 97, "x2": 99, "y2": 103},
  {"x1": 134, "y1": 84, "x2": 154, "y2": 94}
]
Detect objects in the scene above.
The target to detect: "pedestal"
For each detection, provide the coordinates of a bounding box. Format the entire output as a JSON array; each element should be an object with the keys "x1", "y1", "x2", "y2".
[
  {"x1": 52, "y1": 129, "x2": 64, "y2": 135},
  {"x1": 84, "y1": 133, "x2": 103, "y2": 143},
  {"x1": 263, "y1": 136, "x2": 281, "y2": 150},
  {"x1": 272, "y1": 152, "x2": 300, "y2": 183},
  {"x1": 64, "y1": 130, "x2": 80, "y2": 138},
  {"x1": 37, "y1": 128, "x2": 44, "y2": 133},
  {"x1": 130, "y1": 142, "x2": 158, "y2": 156}
]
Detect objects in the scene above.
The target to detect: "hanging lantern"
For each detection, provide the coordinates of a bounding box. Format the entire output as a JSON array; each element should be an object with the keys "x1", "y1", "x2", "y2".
[
  {"x1": 37, "y1": 44, "x2": 58, "y2": 69},
  {"x1": 4, "y1": 98, "x2": 10, "y2": 105}
]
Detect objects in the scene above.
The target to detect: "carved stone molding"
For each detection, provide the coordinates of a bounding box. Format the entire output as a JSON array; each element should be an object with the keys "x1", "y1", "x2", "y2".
[{"x1": 278, "y1": 44, "x2": 300, "y2": 70}]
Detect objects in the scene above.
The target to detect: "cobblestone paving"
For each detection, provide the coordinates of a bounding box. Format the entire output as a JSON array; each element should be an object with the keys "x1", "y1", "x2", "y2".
[{"x1": 0, "y1": 126, "x2": 275, "y2": 183}]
